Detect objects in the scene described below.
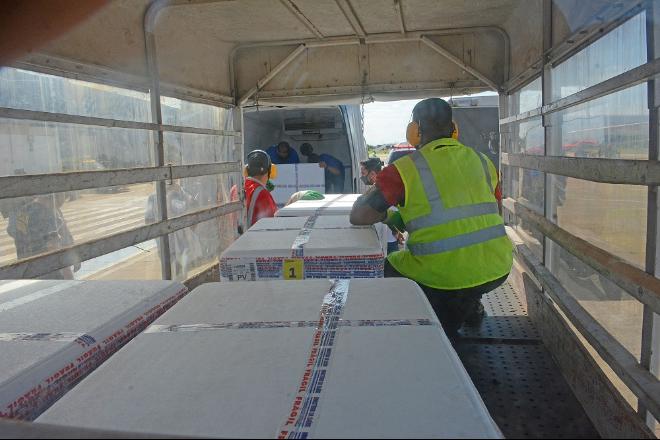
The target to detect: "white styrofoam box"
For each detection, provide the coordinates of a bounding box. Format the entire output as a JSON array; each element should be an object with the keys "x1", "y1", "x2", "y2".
[
  {"x1": 0, "y1": 280, "x2": 187, "y2": 420},
  {"x1": 270, "y1": 164, "x2": 325, "y2": 207},
  {"x1": 37, "y1": 279, "x2": 501, "y2": 439},
  {"x1": 250, "y1": 216, "x2": 389, "y2": 256},
  {"x1": 220, "y1": 216, "x2": 384, "y2": 281},
  {"x1": 275, "y1": 194, "x2": 361, "y2": 217},
  {"x1": 273, "y1": 194, "x2": 388, "y2": 254}
]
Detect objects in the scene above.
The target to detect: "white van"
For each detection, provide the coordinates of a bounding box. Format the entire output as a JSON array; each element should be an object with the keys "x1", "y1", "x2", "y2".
[{"x1": 243, "y1": 105, "x2": 368, "y2": 198}]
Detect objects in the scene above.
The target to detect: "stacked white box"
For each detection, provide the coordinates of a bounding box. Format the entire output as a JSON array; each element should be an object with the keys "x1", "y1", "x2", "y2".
[
  {"x1": 37, "y1": 279, "x2": 502, "y2": 439},
  {"x1": 275, "y1": 193, "x2": 360, "y2": 217},
  {"x1": 220, "y1": 215, "x2": 384, "y2": 281},
  {"x1": 0, "y1": 279, "x2": 187, "y2": 421},
  {"x1": 270, "y1": 164, "x2": 325, "y2": 207},
  {"x1": 250, "y1": 215, "x2": 389, "y2": 259}
]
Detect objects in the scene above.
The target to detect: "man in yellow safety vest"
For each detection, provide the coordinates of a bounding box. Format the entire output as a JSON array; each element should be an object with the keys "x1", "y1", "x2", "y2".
[{"x1": 350, "y1": 98, "x2": 513, "y2": 339}]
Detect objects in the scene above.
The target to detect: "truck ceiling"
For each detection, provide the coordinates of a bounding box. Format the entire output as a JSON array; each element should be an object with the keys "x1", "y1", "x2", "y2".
[{"x1": 9, "y1": 0, "x2": 631, "y2": 106}]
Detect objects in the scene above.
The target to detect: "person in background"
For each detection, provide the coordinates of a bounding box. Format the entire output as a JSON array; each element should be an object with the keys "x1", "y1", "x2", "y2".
[
  {"x1": 2, "y1": 170, "x2": 30, "y2": 249},
  {"x1": 243, "y1": 149, "x2": 278, "y2": 228},
  {"x1": 350, "y1": 98, "x2": 512, "y2": 340},
  {"x1": 266, "y1": 141, "x2": 300, "y2": 165},
  {"x1": 299, "y1": 143, "x2": 345, "y2": 193},
  {"x1": 360, "y1": 157, "x2": 383, "y2": 187},
  {"x1": 9, "y1": 193, "x2": 78, "y2": 279},
  {"x1": 360, "y1": 157, "x2": 401, "y2": 255},
  {"x1": 146, "y1": 179, "x2": 203, "y2": 279}
]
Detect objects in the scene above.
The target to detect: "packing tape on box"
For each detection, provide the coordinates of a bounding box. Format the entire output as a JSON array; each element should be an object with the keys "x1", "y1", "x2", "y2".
[
  {"x1": 0, "y1": 286, "x2": 188, "y2": 420},
  {"x1": 0, "y1": 281, "x2": 81, "y2": 313},
  {"x1": 278, "y1": 279, "x2": 349, "y2": 439},
  {"x1": 140, "y1": 280, "x2": 436, "y2": 437},
  {"x1": 144, "y1": 319, "x2": 435, "y2": 334},
  {"x1": 252, "y1": 225, "x2": 371, "y2": 232},
  {"x1": 290, "y1": 195, "x2": 353, "y2": 262},
  {"x1": 0, "y1": 280, "x2": 40, "y2": 296},
  {"x1": 290, "y1": 214, "x2": 322, "y2": 258},
  {"x1": 0, "y1": 332, "x2": 87, "y2": 343},
  {"x1": 286, "y1": 209, "x2": 331, "y2": 279}
]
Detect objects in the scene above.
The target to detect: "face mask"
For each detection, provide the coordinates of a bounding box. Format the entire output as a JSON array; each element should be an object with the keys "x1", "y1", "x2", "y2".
[{"x1": 361, "y1": 175, "x2": 373, "y2": 186}]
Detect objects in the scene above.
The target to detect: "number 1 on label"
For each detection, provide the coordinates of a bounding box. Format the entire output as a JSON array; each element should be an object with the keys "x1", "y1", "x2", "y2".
[{"x1": 283, "y1": 259, "x2": 304, "y2": 280}]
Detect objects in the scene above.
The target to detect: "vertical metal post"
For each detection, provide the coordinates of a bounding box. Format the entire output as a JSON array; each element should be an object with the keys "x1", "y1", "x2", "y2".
[
  {"x1": 641, "y1": 2, "x2": 659, "y2": 426},
  {"x1": 542, "y1": 0, "x2": 553, "y2": 269},
  {"x1": 144, "y1": 2, "x2": 172, "y2": 280},
  {"x1": 498, "y1": 92, "x2": 508, "y2": 220},
  {"x1": 232, "y1": 106, "x2": 245, "y2": 235}
]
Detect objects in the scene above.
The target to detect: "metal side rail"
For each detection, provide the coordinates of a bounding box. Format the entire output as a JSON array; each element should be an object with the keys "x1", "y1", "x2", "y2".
[{"x1": 454, "y1": 281, "x2": 601, "y2": 439}]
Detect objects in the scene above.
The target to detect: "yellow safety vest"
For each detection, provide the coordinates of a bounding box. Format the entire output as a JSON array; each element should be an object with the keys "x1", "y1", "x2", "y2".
[{"x1": 387, "y1": 138, "x2": 513, "y2": 290}]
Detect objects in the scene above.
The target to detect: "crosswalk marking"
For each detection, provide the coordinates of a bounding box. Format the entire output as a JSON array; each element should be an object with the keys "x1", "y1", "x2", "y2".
[
  {"x1": 0, "y1": 206, "x2": 145, "y2": 246},
  {"x1": 0, "y1": 209, "x2": 145, "y2": 246},
  {"x1": 0, "y1": 218, "x2": 146, "y2": 262},
  {"x1": 0, "y1": 198, "x2": 148, "y2": 264}
]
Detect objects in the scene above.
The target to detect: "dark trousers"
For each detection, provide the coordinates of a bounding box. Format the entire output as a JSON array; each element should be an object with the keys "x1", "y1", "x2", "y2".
[
  {"x1": 387, "y1": 241, "x2": 399, "y2": 254},
  {"x1": 384, "y1": 260, "x2": 508, "y2": 339},
  {"x1": 325, "y1": 174, "x2": 344, "y2": 193}
]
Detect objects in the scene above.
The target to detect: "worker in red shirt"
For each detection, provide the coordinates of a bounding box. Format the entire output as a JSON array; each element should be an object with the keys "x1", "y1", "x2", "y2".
[{"x1": 243, "y1": 149, "x2": 278, "y2": 229}]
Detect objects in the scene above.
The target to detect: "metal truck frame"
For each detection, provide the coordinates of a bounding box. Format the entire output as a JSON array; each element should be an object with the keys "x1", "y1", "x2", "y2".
[{"x1": 0, "y1": 1, "x2": 658, "y2": 437}]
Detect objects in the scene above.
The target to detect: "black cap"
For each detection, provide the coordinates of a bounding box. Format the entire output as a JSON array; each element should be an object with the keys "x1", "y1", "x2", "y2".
[
  {"x1": 300, "y1": 143, "x2": 313, "y2": 156},
  {"x1": 246, "y1": 149, "x2": 271, "y2": 177},
  {"x1": 361, "y1": 157, "x2": 383, "y2": 172}
]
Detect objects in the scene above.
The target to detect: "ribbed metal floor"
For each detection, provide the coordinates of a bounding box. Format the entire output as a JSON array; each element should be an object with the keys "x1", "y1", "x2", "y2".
[{"x1": 455, "y1": 282, "x2": 600, "y2": 439}]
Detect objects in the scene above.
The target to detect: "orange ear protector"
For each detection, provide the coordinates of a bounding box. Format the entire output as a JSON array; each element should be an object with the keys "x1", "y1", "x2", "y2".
[
  {"x1": 243, "y1": 163, "x2": 278, "y2": 179},
  {"x1": 405, "y1": 120, "x2": 458, "y2": 146},
  {"x1": 406, "y1": 120, "x2": 421, "y2": 147}
]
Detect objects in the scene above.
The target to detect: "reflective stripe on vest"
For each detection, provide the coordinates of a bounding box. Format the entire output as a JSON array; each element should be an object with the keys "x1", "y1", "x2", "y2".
[
  {"x1": 247, "y1": 185, "x2": 264, "y2": 226},
  {"x1": 406, "y1": 151, "x2": 499, "y2": 233},
  {"x1": 407, "y1": 224, "x2": 506, "y2": 256},
  {"x1": 476, "y1": 151, "x2": 494, "y2": 193}
]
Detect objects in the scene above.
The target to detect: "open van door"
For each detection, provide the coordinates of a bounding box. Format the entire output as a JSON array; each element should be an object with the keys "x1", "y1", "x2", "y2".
[
  {"x1": 339, "y1": 105, "x2": 368, "y2": 193},
  {"x1": 243, "y1": 104, "x2": 368, "y2": 200},
  {"x1": 450, "y1": 95, "x2": 500, "y2": 166}
]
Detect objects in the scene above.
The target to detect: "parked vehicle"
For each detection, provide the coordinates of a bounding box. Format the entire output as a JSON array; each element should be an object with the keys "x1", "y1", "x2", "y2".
[
  {"x1": 386, "y1": 142, "x2": 416, "y2": 164},
  {"x1": 243, "y1": 105, "x2": 367, "y2": 193}
]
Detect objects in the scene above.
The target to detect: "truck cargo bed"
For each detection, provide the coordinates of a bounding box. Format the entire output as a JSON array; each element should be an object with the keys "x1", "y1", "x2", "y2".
[{"x1": 455, "y1": 281, "x2": 601, "y2": 439}]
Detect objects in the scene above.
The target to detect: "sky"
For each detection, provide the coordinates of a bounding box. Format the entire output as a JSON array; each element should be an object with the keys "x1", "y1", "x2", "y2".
[
  {"x1": 362, "y1": 92, "x2": 498, "y2": 146},
  {"x1": 362, "y1": 99, "x2": 421, "y2": 146}
]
